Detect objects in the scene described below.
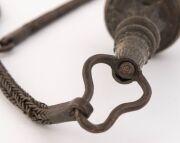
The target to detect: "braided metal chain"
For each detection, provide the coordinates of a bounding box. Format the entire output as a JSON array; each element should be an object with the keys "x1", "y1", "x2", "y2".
[
  {"x1": 0, "y1": 0, "x2": 152, "y2": 133},
  {"x1": 0, "y1": 62, "x2": 50, "y2": 124},
  {"x1": 0, "y1": 0, "x2": 93, "y2": 124}
]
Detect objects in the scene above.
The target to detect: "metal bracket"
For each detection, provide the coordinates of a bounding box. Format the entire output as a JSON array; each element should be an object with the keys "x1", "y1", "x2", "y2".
[{"x1": 46, "y1": 98, "x2": 93, "y2": 124}]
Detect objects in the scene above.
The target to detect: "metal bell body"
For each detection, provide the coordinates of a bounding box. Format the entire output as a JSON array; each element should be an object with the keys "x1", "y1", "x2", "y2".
[{"x1": 105, "y1": 0, "x2": 180, "y2": 67}]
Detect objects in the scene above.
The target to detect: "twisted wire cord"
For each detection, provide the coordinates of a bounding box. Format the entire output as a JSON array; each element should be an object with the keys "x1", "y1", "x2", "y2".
[
  {"x1": 0, "y1": 62, "x2": 50, "y2": 124},
  {"x1": 0, "y1": 0, "x2": 93, "y2": 124}
]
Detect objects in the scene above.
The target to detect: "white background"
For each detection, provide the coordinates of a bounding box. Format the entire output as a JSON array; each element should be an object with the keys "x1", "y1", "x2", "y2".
[{"x1": 0, "y1": 0, "x2": 180, "y2": 143}]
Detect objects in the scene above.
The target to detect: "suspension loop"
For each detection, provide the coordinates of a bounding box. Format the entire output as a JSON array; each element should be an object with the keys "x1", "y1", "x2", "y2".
[{"x1": 75, "y1": 54, "x2": 152, "y2": 133}]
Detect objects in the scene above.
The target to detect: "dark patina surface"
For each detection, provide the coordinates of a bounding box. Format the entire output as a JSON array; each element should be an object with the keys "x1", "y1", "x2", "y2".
[
  {"x1": 0, "y1": 0, "x2": 179, "y2": 134},
  {"x1": 105, "y1": 0, "x2": 180, "y2": 52}
]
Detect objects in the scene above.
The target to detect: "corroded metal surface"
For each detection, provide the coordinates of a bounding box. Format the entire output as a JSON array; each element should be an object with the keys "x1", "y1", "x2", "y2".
[
  {"x1": 0, "y1": 0, "x2": 179, "y2": 134},
  {"x1": 0, "y1": 51, "x2": 151, "y2": 133},
  {"x1": 114, "y1": 16, "x2": 161, "y2": 67},
  {"x1": 105, "y1": 0, "x2": 180, "y2": 52}
]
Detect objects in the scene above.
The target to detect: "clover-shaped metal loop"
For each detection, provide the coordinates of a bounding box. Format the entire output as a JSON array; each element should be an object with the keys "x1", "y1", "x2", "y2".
[{"x1": 75, "y1": 54, "x2": 152, "y2": 133}]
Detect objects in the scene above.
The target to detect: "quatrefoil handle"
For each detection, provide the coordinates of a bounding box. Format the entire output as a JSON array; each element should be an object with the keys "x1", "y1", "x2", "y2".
[{"x1": 74, "y1": 54, "x2": 152, "y2": 133}]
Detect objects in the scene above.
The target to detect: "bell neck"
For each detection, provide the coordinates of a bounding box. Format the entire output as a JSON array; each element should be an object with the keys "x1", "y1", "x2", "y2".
[{"x1": 114, "y1": 16, "x2": 161, "y2": 68}]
